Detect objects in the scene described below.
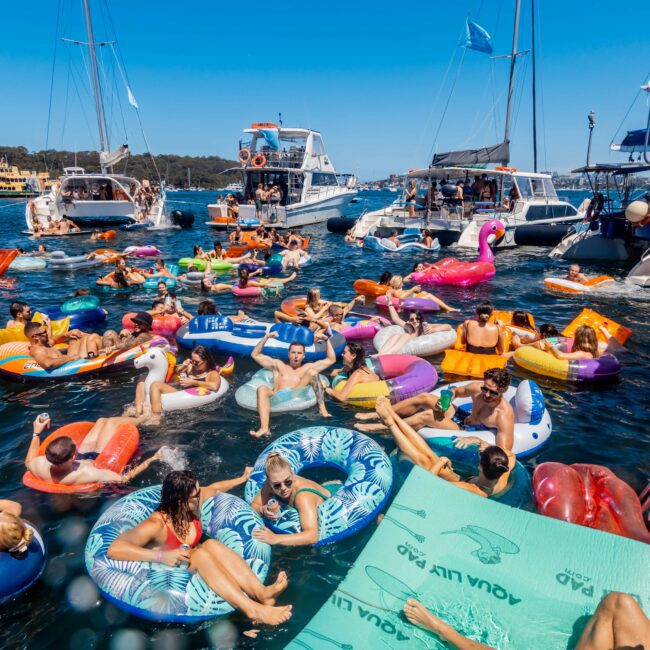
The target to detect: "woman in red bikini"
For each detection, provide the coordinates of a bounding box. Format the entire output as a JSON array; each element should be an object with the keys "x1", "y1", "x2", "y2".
[{"x1": 107, "y1": 469, "x2": 292, "y2": 626}]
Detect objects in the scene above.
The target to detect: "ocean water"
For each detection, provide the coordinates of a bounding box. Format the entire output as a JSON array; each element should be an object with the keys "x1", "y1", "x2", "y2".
[{"x1": 0, "y1": 190, "x2": 647, "y2": 649}]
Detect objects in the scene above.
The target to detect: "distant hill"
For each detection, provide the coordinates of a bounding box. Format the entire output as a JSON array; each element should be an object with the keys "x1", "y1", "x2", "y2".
[{"x1": 0, "y1": 146, "x2": 242, "y2": 189}]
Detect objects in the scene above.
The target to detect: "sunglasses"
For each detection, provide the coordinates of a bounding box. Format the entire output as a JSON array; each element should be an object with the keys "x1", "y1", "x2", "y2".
[
  {"x1": 407, "y1": 316, "x2": 421, "y2": 323},
  {"x1": 481, "y1": 385, "x2": 501, "y2": 397},
  {"x1": 33, "y1": 329, "x2": 47, "y2": 337},
  {"x1": 190, "y1": 489, "x2": 201, "y2": 500},
  {"x1": 271, "y1": 478, "x2": 293, "y2": 490}
]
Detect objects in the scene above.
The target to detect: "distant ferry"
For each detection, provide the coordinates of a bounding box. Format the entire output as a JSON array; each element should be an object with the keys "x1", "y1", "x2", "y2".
[{"x1": 0, "y1": 157, "x2": 55, "y2": 198}]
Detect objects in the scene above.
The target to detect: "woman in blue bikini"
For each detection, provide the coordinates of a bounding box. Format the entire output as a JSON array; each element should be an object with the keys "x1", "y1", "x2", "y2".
[{"x1": 251, "y1": 452, "x2": 341, "y2": 546}]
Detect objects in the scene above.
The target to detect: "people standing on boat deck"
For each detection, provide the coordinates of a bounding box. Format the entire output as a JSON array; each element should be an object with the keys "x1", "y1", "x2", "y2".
[
  {"x1": 249, "y1": 333, "x2": 336, "y2": 437},
  {"x1": 471, "y1": 175, "x2": 485, "y2": 201},
  {"x1": 455, "y1": 180, "x2": 465, "y2": 201},
  {"x1": 255, "y1": 183, "x2": 266, "y2": 218},
  {"x1": 508, "y1": 183, "x2": 519, "y2": 210},
  {"x1": 226, "y1": 194, "x2": 239, "y2": 219},
  {"x1": 405, "y1": 180, "x2": 417, "y2": 217},
  {"x1": 566, "y1": 264, "x2": 588, "y2": 284},
  {"x1": 460, "y1": 300, "x2": 506, "y2": 355}
]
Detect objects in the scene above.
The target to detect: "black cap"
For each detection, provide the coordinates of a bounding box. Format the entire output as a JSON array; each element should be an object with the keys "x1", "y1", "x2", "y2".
[{"x1": 131, "y1": 312, "x2": 153, "y2": 329}]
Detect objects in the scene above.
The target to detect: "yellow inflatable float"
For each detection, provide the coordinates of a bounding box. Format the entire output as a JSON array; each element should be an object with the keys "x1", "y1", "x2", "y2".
[
  {"x1": 0, "y1": 312, "x2": 70, "y2": 346},
  {"x1": 441, "y1": 324, "x2": 510, "y2": 378},
  {"x1": 562, "y1": 308, "x2": 631, "y2": 345}
]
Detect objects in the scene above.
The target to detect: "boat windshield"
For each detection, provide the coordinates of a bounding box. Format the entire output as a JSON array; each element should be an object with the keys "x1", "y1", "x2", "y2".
[{"x1": 512, "y1": 175, "x2": 558, "y2": 201}]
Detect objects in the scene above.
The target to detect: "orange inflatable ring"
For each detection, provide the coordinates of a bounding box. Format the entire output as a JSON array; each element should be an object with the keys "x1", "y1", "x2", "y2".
[
  {"x1": 251, "y1": 154, "x2": 267, "y2": 168},
  {"x1": 22, "y1": 421, "x2": 139, "y2": 493},
  {"x1": 94, "y1": 248, "x2": 121, "y2": 263},
  {"x1": 353, "y1": 279, "x2": 389, "y2": 298},
  {"x1": 98, "y1": 230, "x2": 117, "y2": 241},
  {"x1": 251, "y1": 122, "x2": 278, "y2": 129},
  {"x1": 280, "y1": 297, "x2": 346, "y2": 319},
  {"x1": 562, "y1": 308, "x2": 631, "y2": 345},
  {"x1": 441, "y1": 324, "x2": 510, "y2": 378},
  {"x1": 239, "y1": 148, "x2": 252, "y2": 165},
  {"x1": 122, "y1": 312, "x2": 183, "y2": 339}
]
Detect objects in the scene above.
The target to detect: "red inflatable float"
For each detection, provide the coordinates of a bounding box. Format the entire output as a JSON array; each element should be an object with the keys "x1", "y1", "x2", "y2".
[{"x1": 533, "y1": 462, "x2": 650, "y2": 543}]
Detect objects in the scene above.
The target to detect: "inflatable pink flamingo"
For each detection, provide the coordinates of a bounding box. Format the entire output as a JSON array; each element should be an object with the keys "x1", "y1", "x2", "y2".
[{"x1": 410, "y1": 219, "x2": 505, "y2": 287}]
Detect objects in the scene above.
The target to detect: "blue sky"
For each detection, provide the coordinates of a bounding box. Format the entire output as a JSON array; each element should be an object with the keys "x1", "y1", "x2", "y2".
[{"x1": 1, "y1": 0, "x2": 649, "y2": 179}]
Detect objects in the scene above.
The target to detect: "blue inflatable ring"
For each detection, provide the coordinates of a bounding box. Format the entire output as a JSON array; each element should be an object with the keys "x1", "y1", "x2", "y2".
[
  {"x1": 61, "y1": 295, "x2": 100, "y2": 313},
  {"x1": 0, "y1": 521, "x2": 47, "y2": 604},
  {"x1": 85, "y1": 486, "x2": 271, "y2": 623},
  {"x1": 244, "y1": 427, "x2": 393, "y2": 546},
  {"x1": 143, "y1": 276, "x2": 177, "y2": 290}
]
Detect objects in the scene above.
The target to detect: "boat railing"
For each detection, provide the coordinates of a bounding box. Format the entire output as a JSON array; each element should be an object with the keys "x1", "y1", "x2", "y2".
[
  {"x1": 304, "y1": 185, "x2": 349, "y2": 201},
  {"x1": 240, "y1": 145, "x2": 306, "y2": 169}
]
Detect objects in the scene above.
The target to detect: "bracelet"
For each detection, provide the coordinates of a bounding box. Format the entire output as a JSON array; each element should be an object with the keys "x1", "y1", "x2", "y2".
[
  {"x1": 33, "y1": 432, "x2": 40, "y2": 437},
  {"x1": 156, "y1": 549, "x2": 163, "y2": 563}
]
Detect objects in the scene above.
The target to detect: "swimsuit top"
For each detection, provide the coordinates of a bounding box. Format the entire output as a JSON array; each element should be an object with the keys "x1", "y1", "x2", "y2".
[
  {"x1": 162, "y1": 515, "x2": 203, "y2": 549},
  {"x1": 466, "y1": 342, "x2": 498, "y2": 355},
  {"x1": 290, "y1": 486, "x2": 329, "y2": 507}
]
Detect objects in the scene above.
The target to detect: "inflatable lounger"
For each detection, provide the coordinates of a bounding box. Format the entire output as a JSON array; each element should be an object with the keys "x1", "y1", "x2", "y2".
[{"x1": 287, "y1": 466, "x2": 649, "y2": 650}]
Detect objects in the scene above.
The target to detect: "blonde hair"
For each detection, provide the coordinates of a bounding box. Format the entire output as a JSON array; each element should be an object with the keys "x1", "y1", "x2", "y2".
[
  {"x1": 573, "y1": 325, "x2": 598, "y2": 357},
  {"x1": 0, "y1": 514, "x2": 33, "y2": 554},
  {"x1": 265, "y1": 452, "x2": 292, "y2": 475},
  {"x1": 388, "y1": 275, "x2": 403, "y2": 290}
]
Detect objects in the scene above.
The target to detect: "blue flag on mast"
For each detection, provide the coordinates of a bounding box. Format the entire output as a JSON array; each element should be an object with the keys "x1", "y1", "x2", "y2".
[{"x1": 465, "y1": 18, "x2": 493, "y2": 54}]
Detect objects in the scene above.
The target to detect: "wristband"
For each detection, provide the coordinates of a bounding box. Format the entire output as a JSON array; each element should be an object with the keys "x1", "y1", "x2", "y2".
[
  {"x1": 156, "y1": 549, "x2": 163, "y2": 563},
  {"x1": 33, "y1": 432, "x2": 40, "y2": 437}
]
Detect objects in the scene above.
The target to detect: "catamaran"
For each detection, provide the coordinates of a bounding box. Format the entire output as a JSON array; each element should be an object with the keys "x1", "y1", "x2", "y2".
[
  {"x1": 25, "y1": 0, "x2": 165, "y2": 232},
  {"x1": 208, "y1": 123, "x2": 357, "y2": 229}
]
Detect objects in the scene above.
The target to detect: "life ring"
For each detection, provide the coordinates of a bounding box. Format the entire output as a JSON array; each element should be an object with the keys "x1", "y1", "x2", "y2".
[
  {"x1": 533, "y1": 462, "x2": 650, "y2": 542},
  {"x1": 513, "y1": 339, "x2": 621, "y2": 383},
  {"x1": 391, "y1": 437, "x2": 534, "y2": 510},
  {"x1": 419, "y1": 379, "x2": 552, "y2": 458},
  {"x1": 85, "y1": 486, "x2": 270, "y2": 622},
  {"x1": 97, "y1": 230, "x2": 117, "y2": 240},
  {"x1": 353, "y1": 279, "x2": 389, "y2": 298},
  {"x1": 332, "y1": 354, "x2": 438, "y2": 408},
  {"x1": 142, "y1": 275, "x2": 176, "y2": 290},
  {"x1": 339, "y1": 318, "x2": 385, "y2": 341},
  {"x1": 373, "y1": 325, "x2": 457, "y2": 357},
  {"x1": 244, "y1": 427, "x2": 393, "y2": 546},
  {"x1": 375, "y1": 294, "x2": 440, "y2": 313},
  {"x1": 0, "y1": 521, "x2": 47, "y2": 604},
  {"x1": 22, "y1": 421, "x2": 139, "y2": 493},
  {"x1": 61, "y1": 295, "x2": 100, "y2": 313},
  {"x1": 239, "y1": 148, "x2": 252, "y2": 165},
  {"x1": 180, "y1": 271, "x2": 206, "y2": 288},
  {"x1": 235, "y1": 368, "x2": 329, "y2": 412},
  {"x1": 251, "y1": 154, "x2": 267, "y2": 168}
]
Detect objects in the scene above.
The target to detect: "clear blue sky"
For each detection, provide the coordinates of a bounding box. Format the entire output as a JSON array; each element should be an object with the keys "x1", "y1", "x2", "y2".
[{"x1": 1, "y1": 0, "x2": 649, "y2": 179}]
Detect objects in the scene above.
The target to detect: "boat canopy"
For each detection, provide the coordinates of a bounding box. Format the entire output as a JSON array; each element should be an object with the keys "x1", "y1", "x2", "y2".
[
  {"x1": 610, "y1": 129, "x2": 650, "y2": 153},
  {"x1": 571, "y1": 163, "x2": 650, "y2": 176},
  {"x1": 431, "y1": 141, "x2": 510, "y2": 167},
  {"x1": 406, "y1": 166, "x2": 551, "y2": 180}
]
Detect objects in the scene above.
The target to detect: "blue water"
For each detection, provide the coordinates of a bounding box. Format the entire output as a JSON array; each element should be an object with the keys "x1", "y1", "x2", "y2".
[{"x1": 0, "y1": 190, "x2": 648, "y2": 649}]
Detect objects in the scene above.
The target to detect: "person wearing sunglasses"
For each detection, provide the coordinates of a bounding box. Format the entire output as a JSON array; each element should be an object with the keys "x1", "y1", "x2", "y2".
[
  {"x1": 565, "y1": 264, "x2": 588, "y2": 284},
  {"x1": 107, "y1": 469, "x2": 292, "y2": 626},
  {"x1": 132, "y1": 345, "x2": 223, "y2": 420},
  {"x1": 372, "y1": 396, "x2": 514, "y2": 498},
  {"x1": 357, "y1": 368, "x2": 514, "y2": 452},
  {"x1": 460, "y1": 300, "x2": 506, "y2": 355},
  {"x1": 376, "y1": 291, "x2": 453, "y2": 355},
  {"x1": 24, "y1": 320, "x2": 103, "y2": 369},
  {"x1": 251, "y1": 453, "x2": 342, "y2": 547}
]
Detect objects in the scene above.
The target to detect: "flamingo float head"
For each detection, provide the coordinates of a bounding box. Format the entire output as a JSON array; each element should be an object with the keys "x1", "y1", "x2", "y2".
[{"x1": 477, "y1": 219, "x2": 506, "y2": 263}]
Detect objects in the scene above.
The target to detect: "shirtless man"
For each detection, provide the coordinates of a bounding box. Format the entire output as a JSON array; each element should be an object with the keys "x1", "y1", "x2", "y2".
[
  {"x1": 322, "y1": 296, "x2": 366, "y2": 333},
  {"x1": 229, "y1": 225, "x2": 244, "y2": 244},
  {"x1": 25, "y1": 415, "x2": 162, "y2": 486},
  {"x1": 249, "y1": 332, "x2": 336, "y2": 437},
  {"x1": 566, "y1": 264, "x2": 588, "y2": 284},
  {"x1": 7, "y1": 301, "x2": 32, "y2": 328},
  {"x1": 280, "y1": 241, "x2": 308, "y2": 271},
  {"x1": 57, "y1": 217, "x2": 80, "y2": 234},
  {"x1": 356, "y1": 367, "x2": 515, "y2": 452},
  {"x1": 24, "y1": 320, "x2": 102, "y2": 368},
  {"x1": 102, "y1": 311, "x2": 155, "y2": 351}
]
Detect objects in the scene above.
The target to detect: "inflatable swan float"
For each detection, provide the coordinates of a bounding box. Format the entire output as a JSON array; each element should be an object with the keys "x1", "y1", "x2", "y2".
[
  {"x1": 410, "y1": 220, "x2": 505, "y2": 287},
  {"x1": 134, "y1": 346, "x2": 231, "y2": 412}
]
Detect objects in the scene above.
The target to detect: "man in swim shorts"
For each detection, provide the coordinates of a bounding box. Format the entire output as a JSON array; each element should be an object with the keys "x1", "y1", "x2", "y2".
[
  {"x1": 25, "y1": 320, "x2": 103, "y2": 368},
  {"x1": 356, "y1": 367, "x2": 515, "y2": 452},
  {"x1": 102, "y1": 311, "x2": 155, "y2": 350},
  {"x1": 249, "y1": 332, "x2": 336, "y2": 437},
  {"x1": 25, "y1": 415, "x2": 162, "y2": 486}
]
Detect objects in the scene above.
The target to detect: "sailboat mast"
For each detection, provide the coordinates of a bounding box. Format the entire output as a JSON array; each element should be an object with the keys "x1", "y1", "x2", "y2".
[
  {"x1": 503, "y1": 0, "x2": 522, "y2": 162},
  {"x1": 531, "y1": 0, "x2": 538, "y2": 172},
  {"x1": 83, "y1": 0, "x2": 109, "y2": 156}
]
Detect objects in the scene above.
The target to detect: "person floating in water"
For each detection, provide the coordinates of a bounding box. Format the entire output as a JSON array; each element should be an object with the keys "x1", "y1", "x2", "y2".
[{"x1": 566, "y1": 264, "x2": 588, "y2": 284}]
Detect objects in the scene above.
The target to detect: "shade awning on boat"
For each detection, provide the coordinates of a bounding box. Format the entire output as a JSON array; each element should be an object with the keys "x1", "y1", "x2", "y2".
[
  {"x1": 431, "y1": 141, "x2": 510, "y2": 167},
  {"x1": 571, "y1": 163, "x2": 650, "y2": 176},
  {"x1": 610, "y1": 129, "x2": 650, "y2": 153}
]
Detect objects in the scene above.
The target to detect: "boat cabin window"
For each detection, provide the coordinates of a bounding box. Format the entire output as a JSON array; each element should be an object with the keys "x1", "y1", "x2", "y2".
[
  {"x1": 513, "y1": 175, "x2": 558, "y2": 201},
  {"x1": 311, "y1": 173, "x2": 337, "y2": 186},
  {"x1": 249, "y1": 133, "x2": 308, "y2": 169},
  {"x1": 311, "y1": 135, "x2": 325, "y2": 157},
  {"x1": 525, "y1": 203, "x2": 579, "y2": 221}
]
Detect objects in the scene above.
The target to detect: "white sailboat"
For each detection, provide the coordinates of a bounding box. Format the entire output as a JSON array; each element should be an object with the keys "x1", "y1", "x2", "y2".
[{"x1": 26, "y1": 0, "x2": 165, "y2": 232}]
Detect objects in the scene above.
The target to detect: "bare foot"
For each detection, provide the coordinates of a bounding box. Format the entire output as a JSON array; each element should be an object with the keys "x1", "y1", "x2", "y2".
[
  {"x1": 250, "y1": 603, "x2": 292, "y2": 626},
  {"x1": 375, "y1": 397, "x2": 395, "y2": 424},
  {"x1": 318, "y1": 406, "x2": 332, "y2": 418},
  {"x1": 403, "y1": 598, "x2": 444, "y2": 635},
  {"x1": 250, "y1": 428, "x2": 271, "y2": 438},
  {"x1": 356, "y1": 422, "x2": 388, "y2": 433},
  {"x1": 262, "y1": 571, "x2": 289, "y2": 605},
  {"x1": 355, "y1": 412, "x2": 380, "y2": 421}
]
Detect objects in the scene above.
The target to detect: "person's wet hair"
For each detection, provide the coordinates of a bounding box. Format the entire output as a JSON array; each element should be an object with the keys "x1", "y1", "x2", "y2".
[
  {"x1": 157, "y1": 470, "x2": 199, "y2": 538},
  {"x1": 45, "y1": 436, "x2": 77, "y2": 465},
  {"x1": 197, "y1": 300, "x2": 217, "y2": 315},
  {"x1": 480, "y1": 446, "x2": 510, "y2": 480},
  {"x1": 512, "y1": 310, "x2": 534, "y2": 329},
  {"x1": 9, "y1": 301, "x2": 29, "y2": 318},
  {"x1": 289, "y1": 341, "x2": 306, "y2": 352},
  {"x1": 191, "y1": 345, "x2": 215, "y2": 368},
  {"x1": 379, "y1": 271, "x2": 392, "y2": 285},
  {"x1": 476, "y1": 300, "x2": 494, "y2": 322},
  {"x1": 345, "y1": 342, "x2": 366, "y2": 373},
  {"x1": 483, "y1": 367, "x2": 511, "y2": 392},
  {"x1": 539, "y1": 323, "x2": 559, "y2": 339}
]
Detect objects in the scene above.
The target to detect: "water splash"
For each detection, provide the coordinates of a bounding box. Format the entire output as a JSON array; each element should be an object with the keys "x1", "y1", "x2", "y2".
[{"x1": 157, "y1": 445, "x2": 188, "y2": 470}]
